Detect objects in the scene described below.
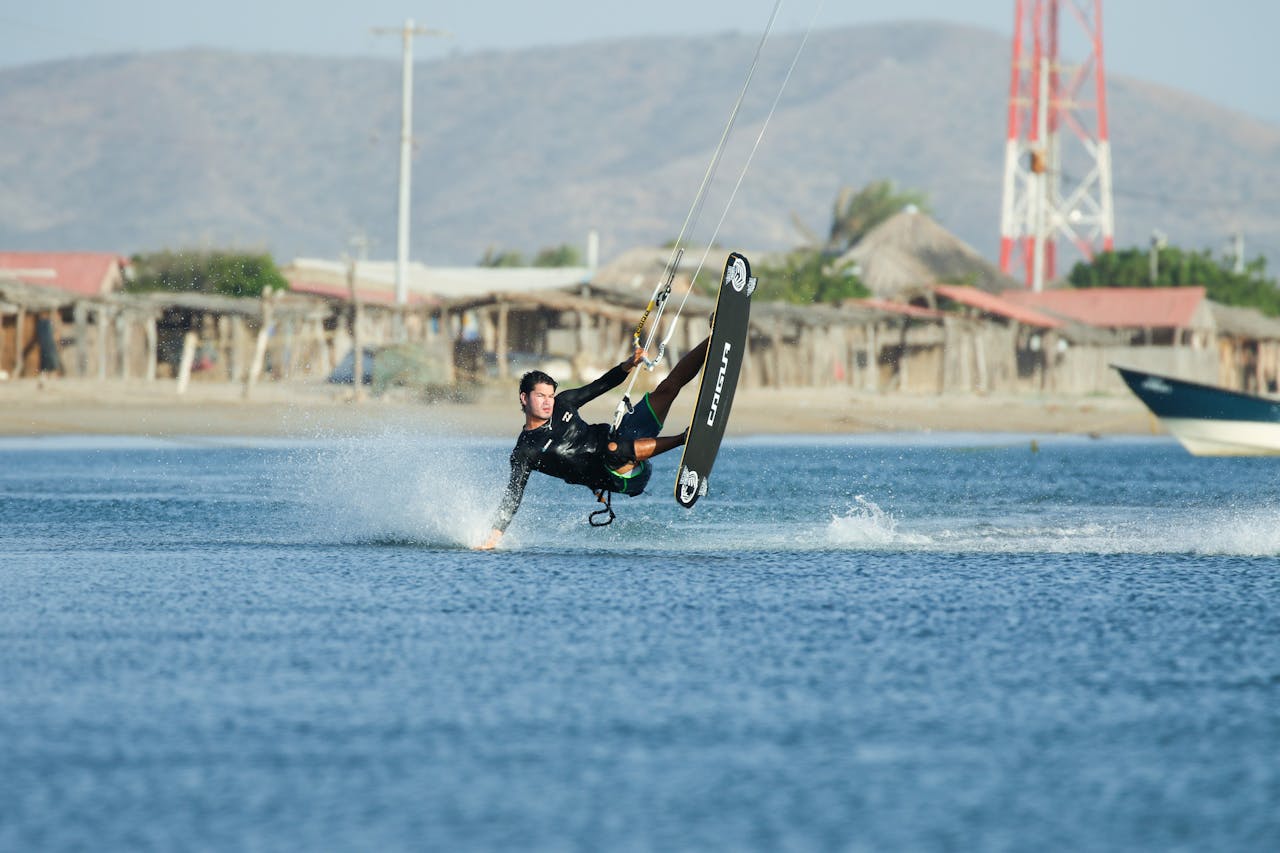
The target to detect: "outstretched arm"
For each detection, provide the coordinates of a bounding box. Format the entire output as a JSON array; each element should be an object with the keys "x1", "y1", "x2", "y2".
[
  {"x1": 556, "y1": 347, "x2": 645, "y2": 409},
  {"x1": 477, "y1": 454, "x2": 532, "y2": 550}
]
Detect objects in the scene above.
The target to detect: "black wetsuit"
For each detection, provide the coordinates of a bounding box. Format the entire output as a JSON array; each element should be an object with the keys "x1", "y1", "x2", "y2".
[{"x1": 492, "y1": 364, "x2": 635, "y2": 533}]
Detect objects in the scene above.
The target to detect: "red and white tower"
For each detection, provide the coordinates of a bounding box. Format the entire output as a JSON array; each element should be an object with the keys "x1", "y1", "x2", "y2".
[{"x1": 998, "y1": 0, "x2": 1114, "y2": 290}]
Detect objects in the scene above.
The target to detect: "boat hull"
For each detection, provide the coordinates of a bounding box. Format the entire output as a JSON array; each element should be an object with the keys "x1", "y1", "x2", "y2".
[
  {"x1": 1157, "y1": 417, "x2": 1280, "y2": 456},
  {"x1": 1113, "y1": 365, "x2": 1280, "y2": 456}
]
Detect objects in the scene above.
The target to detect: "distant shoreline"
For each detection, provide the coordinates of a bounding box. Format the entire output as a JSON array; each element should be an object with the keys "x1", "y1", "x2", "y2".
[{"x1": 0, "y1": 378, "x2": 1159, "y2": 439}]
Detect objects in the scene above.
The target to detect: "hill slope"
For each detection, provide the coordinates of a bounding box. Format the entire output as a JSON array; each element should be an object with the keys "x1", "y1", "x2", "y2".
[{"x1": 1, "y1": 22, "x2": 1277, "y2": 272}]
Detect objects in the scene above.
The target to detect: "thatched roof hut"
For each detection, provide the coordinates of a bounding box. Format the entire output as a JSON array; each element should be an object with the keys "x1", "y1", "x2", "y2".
[{"x1": 836, "y1": 209, "x2": 1022, "y2": 299}]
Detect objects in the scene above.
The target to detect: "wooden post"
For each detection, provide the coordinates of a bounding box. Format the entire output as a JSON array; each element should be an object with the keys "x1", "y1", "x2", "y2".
[
  {"x1": 975, "y1": 329, "x2": 988, "y2": 392},
  {"x1": 176, "y1": 330, "x2": 198, "y2": 394},
  {"x1": 576, "y1": 309, "x2": 589, "y2": 357},
  {"x1": 74, "y1": 302, "x2": 89, "y2": 378},
  {"x1": 13, "y1": 306, "x2": 25, "y2": 378},
  {"x1": 117, "y1": 311, "x2": 131, "y2": 379},
  {"x1": 865, "y1": 324, "x2": 878, "y2": 392},
  {"x1": 349, "y1": 257, "x2": 365, "y2": 402},
  {"x1": 939, "y1": 318, "x2": 952, "y2": 393},
  {"x1": 312, "y1": 317, "x2": 331, "y2": 377},
  {"x1": 96, "y1": 307, "x2": 108, "y2": 381},
  {"x1": 771, "y1": 326, "x2": 784, "y2": 388},
  {"x1": 244, "y1": 298, "x2": 274, "y2": 399},
  {"x1": 145, "y1": 315, "x2": 158, "y2": 381},
  {"x1": 496, "y1": 304, "x2": 510, "y2": 380},
  {"x1": 230, "y1": 316, "x2": 246, "y2": 383},
  {"x1": 216, "y1": 315, "x2": 231, "y2": 381},
  {"x1": 898, "y1": 325, "x2": 909, "y2": 392}
]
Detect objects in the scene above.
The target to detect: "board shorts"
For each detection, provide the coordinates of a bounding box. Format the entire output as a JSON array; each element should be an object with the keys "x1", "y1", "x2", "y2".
[{"x1": 604, "y1": 393, "x2": 662, "y2": 495}]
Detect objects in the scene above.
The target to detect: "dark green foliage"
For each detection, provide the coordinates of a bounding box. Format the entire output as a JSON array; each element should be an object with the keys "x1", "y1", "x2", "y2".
[
  {"x1": 478, "y1": 247, "x2": 526, "y2": 267},
  {"x1": 479, "y1": 244, "x2": 583, "y2": 267},
  {"x1": 1067, "y1": 247, "x2": 1280, "y2": 316},
  {"x1": 533, "y1": 244, "x2": 582, "y2": 267},
  {"x1": 826, "y1": 180, "x2": 932, "y2": 252},
  {"x1": 128, "y1": 250, "x2": 287, "y2": 298},
  {"x1": 747, "y1": 250, "x2": 870, "y2": 305}
]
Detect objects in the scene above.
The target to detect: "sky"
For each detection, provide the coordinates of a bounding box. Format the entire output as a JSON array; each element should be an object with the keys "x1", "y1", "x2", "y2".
[{"x1": 2, "y1": 0, "x2": 1278, "y2": 126}]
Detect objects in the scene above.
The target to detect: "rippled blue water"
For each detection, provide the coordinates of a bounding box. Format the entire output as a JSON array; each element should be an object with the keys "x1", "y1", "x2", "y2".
[{"x1": 1, "y1": 432, "x2": 1278, "y2": 851}]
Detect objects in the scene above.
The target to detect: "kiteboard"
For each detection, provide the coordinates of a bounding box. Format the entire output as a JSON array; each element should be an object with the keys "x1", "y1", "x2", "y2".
[{"x1": 675, "y1": 252, "x2": 756, "y2": 508}]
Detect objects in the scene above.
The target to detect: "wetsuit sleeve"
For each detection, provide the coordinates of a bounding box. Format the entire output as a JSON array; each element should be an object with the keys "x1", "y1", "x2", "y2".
[
  {"x1": 491, "y1": 448, "x2": 533, "y2": 533},
  {"x1": 556, "y1": 363, "x2": 631, "y2": 409}
]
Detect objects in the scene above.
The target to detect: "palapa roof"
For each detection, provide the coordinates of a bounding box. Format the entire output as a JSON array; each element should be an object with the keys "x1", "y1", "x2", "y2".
[
  {"x1": 1208, "y1": 301, "x2": 1280, "y2": 340},
  {"x1": 836, "y1": 209, "x2": 1022, "y2": 299},
  {"x1": 592, "y1": 246, "x2": 739, "y2": 294},
  {"x1": 0, "y1": 277, "x2": 76, "y2": 311}
]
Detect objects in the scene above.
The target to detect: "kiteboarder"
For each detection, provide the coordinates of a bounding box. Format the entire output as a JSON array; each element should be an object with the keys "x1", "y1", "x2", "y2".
[{"x1": 477, "y1": 338, "x2": 710, "y2": 549}]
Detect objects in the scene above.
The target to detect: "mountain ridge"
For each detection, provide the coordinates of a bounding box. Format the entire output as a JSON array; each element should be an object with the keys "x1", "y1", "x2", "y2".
[{"x1": 1, "y1": 21, "x2": 1276, "y2": 273}]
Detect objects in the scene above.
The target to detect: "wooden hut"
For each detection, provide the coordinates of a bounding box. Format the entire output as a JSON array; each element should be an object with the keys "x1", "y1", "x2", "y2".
[
  {"x1": 1001, "y1": 286, "x2": 1220, "y2": 392},
  {"x1": 0, "y1": 277, "x2": 74, "y2": 379},
  {"x1": 0, "y1": 253, "x2": 131, "y2": 379},
  {"x1": 1209, "y1": 302, "x2": 1280, "y2": 394}
]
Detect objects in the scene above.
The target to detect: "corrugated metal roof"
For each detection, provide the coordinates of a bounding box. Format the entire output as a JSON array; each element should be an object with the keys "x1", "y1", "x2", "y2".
[
  {"x1": 283, "y1": 258, "x2": 589, "y2": 304},
  {"x1": 933, "y1": 284, "x2": 1063, "y2": 328},
  {"x1": 1000, "y1": 286, "x2": 1209, "y2": 328},
  {"x1": 0, "y1": 252, "x2": 129, "y2": 297},
  {"x1": 288, "y1": 276, "x2": 435, "y2": 306}
]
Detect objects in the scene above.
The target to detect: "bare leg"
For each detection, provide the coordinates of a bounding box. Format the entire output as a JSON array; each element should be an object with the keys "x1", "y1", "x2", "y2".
[
  {"x1": 608, "y1": 431, "x2": 687, "y2": 475},
  {"x1": 633, "y1": 433, "x2": 687, "y2": 460},
  {"x1": 647, "y1": 337, "x2": 709, "y2": 425}
]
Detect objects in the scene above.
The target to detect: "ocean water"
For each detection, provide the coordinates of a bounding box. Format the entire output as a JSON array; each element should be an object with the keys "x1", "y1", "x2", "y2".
[{"x1": 1, "y1": 430, "x2": 1278, "y2": 851}]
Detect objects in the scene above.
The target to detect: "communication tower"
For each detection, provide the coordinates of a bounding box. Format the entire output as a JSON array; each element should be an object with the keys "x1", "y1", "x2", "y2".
[{"x1": 998, "y1": 0, "x2": 1114, "y2": 290}]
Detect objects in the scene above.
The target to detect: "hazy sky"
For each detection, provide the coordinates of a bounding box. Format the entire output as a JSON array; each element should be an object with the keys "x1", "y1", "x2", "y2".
[{"x1": 2, "y1": 0, "x2": 1277, "y2": 125}]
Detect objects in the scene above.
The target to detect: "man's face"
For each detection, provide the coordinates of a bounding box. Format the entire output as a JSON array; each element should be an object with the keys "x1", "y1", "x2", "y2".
[{"x1": 521, "y1": 382, "x2": 556, "y2": 421}]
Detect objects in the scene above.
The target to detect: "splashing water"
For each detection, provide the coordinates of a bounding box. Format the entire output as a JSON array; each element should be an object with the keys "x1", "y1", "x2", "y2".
[
  {"x1": 283, "y1": 428, "x2": 505, "y2": 548},
  {"x1": 826, "y1": 495, "x2": 931, "y2": 548}
]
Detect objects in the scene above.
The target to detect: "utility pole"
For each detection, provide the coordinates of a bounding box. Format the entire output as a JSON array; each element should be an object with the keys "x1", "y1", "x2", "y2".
[
  {"x1": 1149, "y1": 229, "x2": 1167, "y2": 285},
  {"x1": 373, "y1": 19, "x2": 448, "y2": 308}
]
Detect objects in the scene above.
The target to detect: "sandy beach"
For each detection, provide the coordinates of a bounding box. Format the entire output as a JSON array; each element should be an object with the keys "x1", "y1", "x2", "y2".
[{"x1": 0, "y1": 377, "x2": 1160, "y2": 439}]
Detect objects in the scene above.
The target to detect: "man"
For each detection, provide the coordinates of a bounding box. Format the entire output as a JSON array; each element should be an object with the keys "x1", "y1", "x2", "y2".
[{"x1": 477, "y1": 338, "x2": 710, "y2": 549}]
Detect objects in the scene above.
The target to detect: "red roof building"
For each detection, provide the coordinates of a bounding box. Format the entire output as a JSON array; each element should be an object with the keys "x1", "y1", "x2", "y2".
[
  {"x1": 933, "y1": 283, "x2": 1063, "y2": 328},
  {"x1": 999, "y1": 286, "x2": 1211, "y2": 330},
  {"x1": 0, "y1": 252, "x2": 130, "y2": 298}
]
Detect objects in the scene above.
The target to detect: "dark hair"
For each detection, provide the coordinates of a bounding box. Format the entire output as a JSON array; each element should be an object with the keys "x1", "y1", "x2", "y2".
[{"x1": 519, "y1": 370, "x2": 557, "y2": 395}]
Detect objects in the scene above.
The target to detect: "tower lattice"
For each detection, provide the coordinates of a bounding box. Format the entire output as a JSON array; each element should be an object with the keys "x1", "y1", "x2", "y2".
[{"x1": 999, "y1": 0, "x2": 1114, "y2": 290}]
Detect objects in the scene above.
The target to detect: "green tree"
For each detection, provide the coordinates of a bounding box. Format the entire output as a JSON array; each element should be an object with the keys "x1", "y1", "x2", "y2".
[
  {"x1": 750, "y1": 250, "x2": 870, "y2": 306},
  {"x1": 1067, "y1": 247, "x2": 1280, "y2": 315},
  {"x1": 533, "y1": 244, "x2": 582, "y2": 267},
  {"x1": 478, "y1": 247, "x2": 526, "y2": 267},
  {"x1": 478, "y1": 244, "x2": 583, "y2": 267},
  {"x1": 128, "y1": 250, "x2": 287, "y2": 298},
  {"x1": 826, "y1": 180, "x2": 931, "y2": 253}
]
